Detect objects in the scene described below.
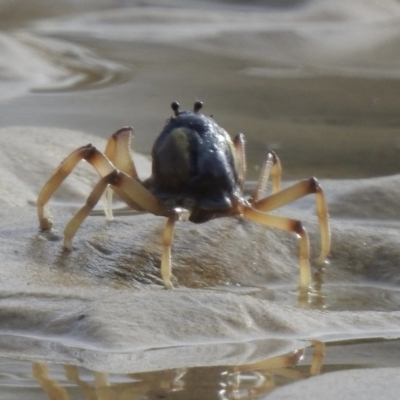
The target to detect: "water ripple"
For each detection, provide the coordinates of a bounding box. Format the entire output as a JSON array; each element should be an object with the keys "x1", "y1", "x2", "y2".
[{"x1": 8, "y1": 32, "x2": 132, "y2": 94}]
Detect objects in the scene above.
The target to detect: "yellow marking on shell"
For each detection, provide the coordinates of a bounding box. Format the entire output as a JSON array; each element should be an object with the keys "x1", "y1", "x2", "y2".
[{"x1": 171, "y1": 128, "x2": 190, "y2": 163}]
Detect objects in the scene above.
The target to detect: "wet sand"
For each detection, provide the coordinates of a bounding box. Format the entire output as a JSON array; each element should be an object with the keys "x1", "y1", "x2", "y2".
[{"x1": 0, "y1": 126, "x2": 400, "y2": 398}]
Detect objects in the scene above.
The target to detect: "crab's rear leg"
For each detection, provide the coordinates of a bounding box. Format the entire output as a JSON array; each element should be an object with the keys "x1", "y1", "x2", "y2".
[
  {"x1": 37, "y1": 145, "x2": 115, "y2": 230},
  {"x1": 102, "y1": 127, "x2": 140, "y2": 219},
  {"x1": 250, "y1": 150, "x2": 282, "y2": 202},
  {"x1": 238, "y1": 204, "x2": 311, "y2": 292},
  {"x1": 252, "y1": 178, "x2": 330, "y2": 264},
  {"x1": 233, "y1": 133, "x2": 246, "y2": 192}
]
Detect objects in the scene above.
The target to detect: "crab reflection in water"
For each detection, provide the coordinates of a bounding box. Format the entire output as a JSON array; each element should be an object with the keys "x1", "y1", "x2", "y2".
[{"x1": 32, "y1": 341, "x2": 324, "y2": 399}]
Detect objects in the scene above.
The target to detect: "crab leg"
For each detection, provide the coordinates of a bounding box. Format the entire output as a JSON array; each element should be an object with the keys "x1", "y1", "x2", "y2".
[
  {"x1": 37, "y1": 145, "x2": 115, "y2": 230},
  {"x1": 239, "y1": 204, "x2": 311, "y2": 292},
  {"x1": 102, "y1": 127, "x2": 140, "y2": 219},
  {"x1": 112, "y1": 174, "x2": 165, "y2": 215},
  {"x1": 64, "y1": 171, "x2": 119, "y2": 249},
  {"x1": 63, "y1": 170, "x2": 166, "y2": 249},
  {"x1": 250, "y1": 150, "x2": 282, "y2": 202},
  {"x1": 100, "y1": 185, "x2": 114, "y2": 221},
  {"x1": 161, "y1": 215, "x2": 177, "y2": 289},
  {"x1": 37, "y1": 144, "x2": 166, "y2": 228},
  {"x1": 233, "y1": 133, "x2": 246, "y2": 192},
  {"x1": 104, "y1": 127, "x2": 139, "y2": 179},
  {"x1": 253, "y1": 178, "x2": 330, "y2": 264}
]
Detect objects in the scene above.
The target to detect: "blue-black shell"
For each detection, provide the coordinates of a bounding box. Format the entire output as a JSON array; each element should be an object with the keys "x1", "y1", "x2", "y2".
[{"x1": 143, "y1": 109, "x2": 240, "y2": 223}]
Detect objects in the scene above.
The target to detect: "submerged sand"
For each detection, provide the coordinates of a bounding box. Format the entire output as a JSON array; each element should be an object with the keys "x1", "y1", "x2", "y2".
[{"x1": 1, "y1": 127, "x2": 400, "y2": 396}]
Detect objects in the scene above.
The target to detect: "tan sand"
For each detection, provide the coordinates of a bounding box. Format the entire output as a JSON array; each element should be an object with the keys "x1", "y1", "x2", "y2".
[{"x1": 0, "y1": 127, "x2": 400, "y2": 381}]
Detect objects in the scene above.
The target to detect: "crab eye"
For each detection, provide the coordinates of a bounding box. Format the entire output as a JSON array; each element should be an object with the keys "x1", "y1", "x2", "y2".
[
  {"x1": 193, "y1": 101, "x2": 203, "y2": 112},
  {"x1": 171, "y1": 101, "x2": 180, "y2": 116}
]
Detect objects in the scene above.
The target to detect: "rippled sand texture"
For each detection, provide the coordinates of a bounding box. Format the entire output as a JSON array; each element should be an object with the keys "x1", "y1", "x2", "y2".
[
  {"x1": 1, "y1": 0, "x2": 400, "y2": 178},
  {"x1": 1, "y1": 126, "x2": 400, "y2": 366}
]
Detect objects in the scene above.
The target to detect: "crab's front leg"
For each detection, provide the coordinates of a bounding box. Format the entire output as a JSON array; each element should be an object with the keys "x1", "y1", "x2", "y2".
[
  {"x1": 62, "y1": 170, "x2": 168, "y2": 250},
  {"x1": 37, "y1": 145, "x2": 115, "y2": 230},
  {"x1": 160, "y1": 208, "x2": 190, "y2": 289},
  {"x1": 36, "y1": 140, "x2": 173, "y2": 288},
  {"x1": 63, "y1": 170, "x2": 120, "y2": 249},
  {"x1": 161, "y1": 215, "x2": 177, "y2": 290}
]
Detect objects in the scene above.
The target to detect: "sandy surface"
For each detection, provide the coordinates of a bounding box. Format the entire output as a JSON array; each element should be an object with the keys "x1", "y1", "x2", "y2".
[{"x1": 0, "y1": 126, "x2": 400, "y2": 387}]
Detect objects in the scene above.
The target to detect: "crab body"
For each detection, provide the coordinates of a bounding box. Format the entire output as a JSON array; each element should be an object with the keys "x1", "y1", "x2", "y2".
[
  {"x1": 144, "y1": 106, "x2": 241, "y2": 223},
  {"x1": 37, "y1": 101, "x2": 331, "y2": 294}
]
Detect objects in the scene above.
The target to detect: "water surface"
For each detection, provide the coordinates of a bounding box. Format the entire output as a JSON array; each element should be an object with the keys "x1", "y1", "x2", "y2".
[
  {"x1": 1, "y1": 338, "x2": 400, "y2": 399},
  {"x1": 1, "y1": 0, "x2": 400, "y2": 179}
]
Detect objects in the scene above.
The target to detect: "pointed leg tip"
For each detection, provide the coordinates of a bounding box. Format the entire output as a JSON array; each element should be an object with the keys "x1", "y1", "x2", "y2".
[
  {"x1": 163, "y1": 280, "x2": 174, "y2": 290},
  {"x1": 39, "y1": 218, "x2": 54, "y2": 231},
  {"x1": 315, "y1": 256, "x2": 329, "y2": 266},
  {"x1": 63, "y1": 239, "x2": 73, "y2": 251}
]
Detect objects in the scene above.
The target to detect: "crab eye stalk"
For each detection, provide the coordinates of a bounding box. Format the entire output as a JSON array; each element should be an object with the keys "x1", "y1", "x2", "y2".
[
  {"x1": 193, "y1": 101, "x2": 203, "y2": 112},
  {"x1": 171, "y1": 101, "x2": 180, "y2": 116}
]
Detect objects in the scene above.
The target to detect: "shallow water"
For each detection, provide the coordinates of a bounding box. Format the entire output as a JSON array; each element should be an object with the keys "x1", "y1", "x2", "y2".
[
  {"x1": 1, "y1": 0, "x2": 400, "y2": 398},
  {"x1": 0, "y1": 338, "x2": 399, "y2": 399},
  {"x1": 219, "y1": 282, "x2": 400, "y2": 312}
]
